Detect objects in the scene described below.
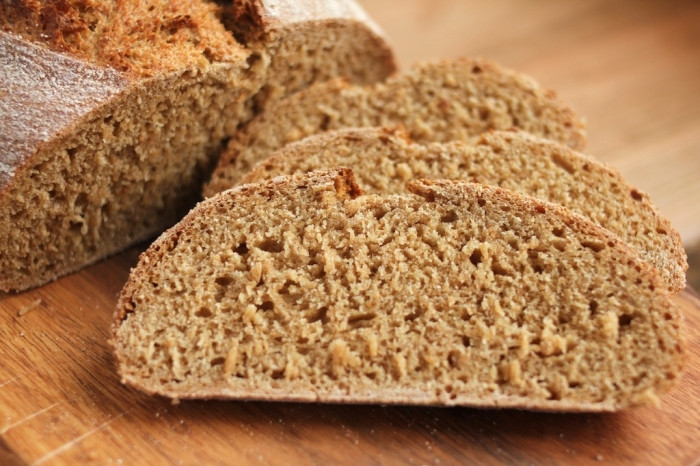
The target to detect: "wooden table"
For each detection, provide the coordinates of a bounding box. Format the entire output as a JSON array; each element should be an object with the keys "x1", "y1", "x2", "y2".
[{"x1": 2, "y1": 0, "x2": 700, "y2": 464}]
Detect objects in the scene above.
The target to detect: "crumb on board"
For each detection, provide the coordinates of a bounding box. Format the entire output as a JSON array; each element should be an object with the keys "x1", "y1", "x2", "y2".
[{"x1": 18, "y1": 298, "x2": 42, "y2": 316}]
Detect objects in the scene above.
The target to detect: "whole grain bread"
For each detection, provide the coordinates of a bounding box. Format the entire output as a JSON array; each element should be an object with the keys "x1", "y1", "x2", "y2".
[
  {"x1": 240, "y1": 127, "x2": 686, "y2": 291},
  {"x1": 0, "y1": 0, "x2": 395, "y2": 292},
  {"x1": 203, "y1": 58, "x2": 586, "y2": 196},
  {"x1": 112, "y1": 169, "x2": 683, "y2": 411}
]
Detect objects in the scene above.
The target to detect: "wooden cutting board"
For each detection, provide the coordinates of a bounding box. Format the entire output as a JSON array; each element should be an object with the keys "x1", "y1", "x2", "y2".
[
  {"x1": 2, "y1": 0, "x2": 700, "y2": 464},
  {"x1": 1, "y1": 249, "x2": 699, "y2": 465}
]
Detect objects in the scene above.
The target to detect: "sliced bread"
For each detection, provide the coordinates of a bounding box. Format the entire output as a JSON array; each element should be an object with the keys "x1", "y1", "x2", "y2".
[
  {"x1": 112, "y1": 169, "x2": 683, "y2": 411},
  {"x1": 204, "y1": 58, "x2": 586, "y2": 196},
  {"x1": 240, "y1": 127, "x2": 687, "y2": 291},
  {"x1": 0, "y1": 0, "x2": 395, "y2": 292}
]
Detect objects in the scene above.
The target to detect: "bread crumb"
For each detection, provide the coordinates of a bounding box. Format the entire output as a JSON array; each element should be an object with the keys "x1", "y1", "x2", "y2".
[
  {"x1": 250, "y1": 262, "x2": 263, "y2": 285},
  {"x1": 366, "y1": 334, "x2": 379, "y2": 358},
  {"x1": 599, "y1": 311, "x2": 619, "y2": 341},
  {"x1": 329, "y1": 339, "x2": 358, "y2": 377},
  {"x1": 396, "y1": 163, "x2": 413, "y2": 180},
  {"x1": 18, "y1": 298, "x2": 41, "y2": 316},
  {"x1": 631, "y1": 387, "x2": 661, "y2": 407},
  {"x1": 502, "y1": 359, "x2": 523, "y2": 386},
  {"x1": 223, "y1": 341, "x2": 239, "y2": 377},
  {"x1": 392, "y1": 353, "x2": 407, "y2": 380}
]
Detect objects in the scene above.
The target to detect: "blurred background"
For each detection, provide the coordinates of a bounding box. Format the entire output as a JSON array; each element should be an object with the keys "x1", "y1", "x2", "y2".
[{"x1": 359, "y1": 0, "x2": 700, "y2": 288}]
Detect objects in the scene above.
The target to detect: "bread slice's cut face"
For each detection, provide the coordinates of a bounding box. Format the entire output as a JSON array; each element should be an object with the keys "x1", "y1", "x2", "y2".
[
  {"x1": 204, "y1": 59, "x2": 587, "y2": 196},
  {"x1": 223, "y1": 0, "x2": 396, "y2": 106},
  {"x1": 113, "y1": 169, "x2": 683, "y2": 411},
  {"x1": 241, "y1": 128, "x2": 687, "y2": 291}
]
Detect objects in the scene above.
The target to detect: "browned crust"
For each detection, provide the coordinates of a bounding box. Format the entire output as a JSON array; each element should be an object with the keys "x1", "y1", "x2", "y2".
[
  {"x1": 0, "y1": 0, "x2": 247, "y2": 77},
  {"x1": 0, "y1": 0, "x2": 96, "y2": 57},
  {"x1": 231, "y1": 0, "x2": 394, "y2": 42},
  {"x1": 0, "y1": 1, "x2": 395, "y2": 292},
  {"x1": 0, "y1": 32, "x2": 129, "y2": 191}
]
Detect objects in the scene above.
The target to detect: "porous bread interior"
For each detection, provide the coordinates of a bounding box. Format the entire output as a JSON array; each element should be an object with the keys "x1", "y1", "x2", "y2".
[
  {"x1": 247, "y1": 19, "x2": 396, "y2": 109},
  {"x1": 204, "y1": 59, "x2": 586, "y2": 195},
  {"x1": 241, "y1": 128, "x2": 687, "y2": 291},
  {"x1": 114, "y1": 171, "x2": 682, "y2": 410},
  {"x1": 0, "y1": 0, "x2": 396, "y2": 291},
  {"x1": 0, "y1": 0, "x2": 245, "y2": 77},
  {"x1": 0, "y1": 64, "x2": 257, "y2": 291}
]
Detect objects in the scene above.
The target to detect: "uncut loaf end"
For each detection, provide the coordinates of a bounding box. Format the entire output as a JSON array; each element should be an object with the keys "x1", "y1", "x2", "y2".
[{"x1": 113, "y1": 169, "x2": 683, "y2": 411}]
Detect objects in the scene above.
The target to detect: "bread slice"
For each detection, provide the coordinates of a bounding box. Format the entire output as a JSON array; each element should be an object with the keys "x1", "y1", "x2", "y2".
[
  {"x1": 112, "y1": 169, "x2": 683, "y2": 411},
  {"x1": 240, "y1": 128, "x2": 687, "y2": 291},
  {"x1": 0, "y1": 0, "x2": 395, "y2": 292},
  {"x1": 203, "y1": 58, "x2": 586, "y2": 196}
]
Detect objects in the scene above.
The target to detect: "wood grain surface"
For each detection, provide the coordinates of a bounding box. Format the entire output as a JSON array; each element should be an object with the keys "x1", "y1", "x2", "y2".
[{"x1": 2, "y1": 0, "x2": 700, "y2": 464}]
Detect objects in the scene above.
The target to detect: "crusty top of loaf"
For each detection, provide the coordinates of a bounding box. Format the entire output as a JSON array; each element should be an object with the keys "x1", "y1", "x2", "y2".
[
  {"x1": 0, "y1": 0, "x2": 247, "y2": 77},
  {"x1": 240, "y1": 127, "x2": 687, "y2": 291},
  {"x1": 232, "y1": 0, "x2": 387, "y2": 32}
]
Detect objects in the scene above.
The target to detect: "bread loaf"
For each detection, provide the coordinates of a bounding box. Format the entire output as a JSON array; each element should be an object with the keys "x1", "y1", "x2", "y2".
[
  {"x1": 204, "y1": 58, "x2": 586, "y2": 196},
  {"x1": 240, "y1": 127, "x2": 686, "y2": 291},
  {"x1": 0, "y1": 0, "x2": 395, "y2": 292},
  {"x1": 112, "y1": 169, "x2": 683, "y2": 411}
]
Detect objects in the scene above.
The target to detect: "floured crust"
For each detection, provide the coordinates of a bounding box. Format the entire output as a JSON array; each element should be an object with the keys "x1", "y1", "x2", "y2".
[
  {"x1": 112, "y1": 169, "x2": 684, "y2": 411},
  {"x1": 234, "y1": 0, "x2": 389, "y2": 35},
  {"x1": 0, "y1": 33, "x2": 129, "y2": 190}
]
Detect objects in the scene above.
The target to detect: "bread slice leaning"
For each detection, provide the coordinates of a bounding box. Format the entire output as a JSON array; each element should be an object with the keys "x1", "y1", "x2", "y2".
[
  {"x1": 204, "y1": 58, "x2": 587, "y2": 196},
  {"x1": 0, "y1": 0, "x2": 395, "y2": 292},
  {"x1": 112, "y1": 169, "x2": 683, "y2": 411},
  {"x1": 240, "y1": 128, "x2": 687, "y2": 291}
]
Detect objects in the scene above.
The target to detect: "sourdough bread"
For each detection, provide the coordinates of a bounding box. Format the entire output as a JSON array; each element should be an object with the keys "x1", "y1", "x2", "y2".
[
  {"x1": 204, "y1": 58, "x2": 586, "y2": 196},
  {"x1": 113, "y1": 169, "x2": 683, "y2": 411},
  {"x1": 240, "y1": 127, "x2": 687, "y2": 291},
  {"x1": 0, "y1": 0, "x2": 395, "y2": 292}
]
